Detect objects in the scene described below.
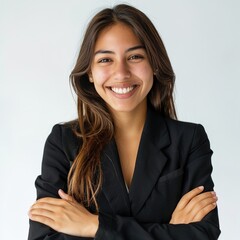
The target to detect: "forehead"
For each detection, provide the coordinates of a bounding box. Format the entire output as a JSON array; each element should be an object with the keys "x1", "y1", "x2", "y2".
[{"x1": 94, "y1": 23, "x2": 142, "y2": 50}]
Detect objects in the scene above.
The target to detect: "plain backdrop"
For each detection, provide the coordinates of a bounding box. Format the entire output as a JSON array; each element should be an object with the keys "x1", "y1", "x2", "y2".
[{"x1": 1, "y1": 0, "x2": 239, "y2": 239}]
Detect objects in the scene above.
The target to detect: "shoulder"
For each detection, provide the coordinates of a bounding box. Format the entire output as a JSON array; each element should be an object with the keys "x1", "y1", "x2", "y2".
[
  {"x1": 46, "y1": 120, "x2": 82, "y2": 161},
  {"x1": 147, "y1": 106, "x2": 210, "y2": 147},
  {"x1": 163, "y1": 117, "x2": 210, "y2": 148},
  {"x1": 165, "y1": 116, "x2": 208, "y2": 136},
  {"x1": 49, "y1": 120, "x2": 78, "y2": 138},
  {"x1": 164, "y1": 117, "x2": 199, "y2": 133}
]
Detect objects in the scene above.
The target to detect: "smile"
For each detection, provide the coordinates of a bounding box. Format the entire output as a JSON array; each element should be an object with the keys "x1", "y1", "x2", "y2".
[{"x1": 110, "y1": 86, "x2": 136, "y2": 94}]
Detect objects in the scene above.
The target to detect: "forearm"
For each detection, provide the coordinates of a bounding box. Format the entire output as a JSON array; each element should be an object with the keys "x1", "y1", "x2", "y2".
[{"x1": 95, "y1": 209, "x2": 220, "y2": 240}]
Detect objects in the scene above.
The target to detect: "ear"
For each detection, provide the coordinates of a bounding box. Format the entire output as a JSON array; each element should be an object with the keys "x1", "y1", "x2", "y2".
[{"x1": 88, "y1": 73, "x2": 94, "y2": 83}]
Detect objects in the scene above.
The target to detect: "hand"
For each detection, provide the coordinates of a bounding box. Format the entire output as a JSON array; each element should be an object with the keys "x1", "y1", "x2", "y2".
[
  {"x1": 170, "y1": 186, "x2": 218, "y2": 224},
  {"x1": 28, "y1": 189, "x2": 99, "y2": 237}
]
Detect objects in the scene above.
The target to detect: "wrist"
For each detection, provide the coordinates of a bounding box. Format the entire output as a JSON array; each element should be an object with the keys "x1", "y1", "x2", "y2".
[{"x1": 89, "y1": 214, "x2": 99, "y2": 237}]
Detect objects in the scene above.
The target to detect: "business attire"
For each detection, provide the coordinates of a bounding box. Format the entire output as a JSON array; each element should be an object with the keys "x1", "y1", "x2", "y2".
[{"x1": 28, "y1": 106, "x2": 220, "y2": 239}]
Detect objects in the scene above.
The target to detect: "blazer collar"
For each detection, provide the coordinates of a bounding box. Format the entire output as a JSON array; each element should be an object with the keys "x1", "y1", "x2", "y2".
[
  {"x1": 101, "y1": 106, "x2": 170, "y2": 216},
  {"x1": 129, "y1": 106, "x2": 170, "y2": 215}
]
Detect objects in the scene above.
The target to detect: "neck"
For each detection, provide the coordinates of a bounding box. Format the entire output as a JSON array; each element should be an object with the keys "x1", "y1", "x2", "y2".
[{"x1": 111, "y1": 101, "x2": 147, "y2": 139}]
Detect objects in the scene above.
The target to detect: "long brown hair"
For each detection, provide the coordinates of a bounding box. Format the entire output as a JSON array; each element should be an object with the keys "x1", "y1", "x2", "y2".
[{"x1": 68, "y1": 4, "x2": 176, "y2": 211}]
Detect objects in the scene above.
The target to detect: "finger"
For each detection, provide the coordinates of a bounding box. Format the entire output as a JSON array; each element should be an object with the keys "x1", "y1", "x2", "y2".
[
  {"x1": 35, "y1": 197, "x2": 65, "y2": 205},
  {"x1": 176, "y1": 186, "x2": 204, "y2": 210},
  {"x1": 30, "y1": 201, "x2": 66, "y2": 213},
  {"x1": 186, "y1": 191, "x2": 216, "y2": 212},
  {"x1": 29, "y1": 207, "x2": 55, "y2": 220},
  {"x1": 58, "y1": 189, "x2": 74, "y2": 202},
  {"x1": 192, "y1": 202, "x2": 217, "y2": 222},
  {"x1": 187, "y1": 194, "x2": 218, "y2": 219}
]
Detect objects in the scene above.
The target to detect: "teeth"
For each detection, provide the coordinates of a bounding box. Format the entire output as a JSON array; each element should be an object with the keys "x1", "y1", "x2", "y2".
[{"x1": 111, "y1": 86, "x2": 134, "y2": 94}]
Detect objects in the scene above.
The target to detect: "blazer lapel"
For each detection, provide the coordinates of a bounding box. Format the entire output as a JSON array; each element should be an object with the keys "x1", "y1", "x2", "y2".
[
  {"x1": 129, "y1": 107, "x2": 170, "y2": 215},
  {"x1": 101, "y1": 139, "x2": 131, "y2": 216}
]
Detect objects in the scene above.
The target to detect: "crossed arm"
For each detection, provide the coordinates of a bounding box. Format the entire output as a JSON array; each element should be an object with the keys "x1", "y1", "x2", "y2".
[{"x1": 28, "y1": 186, "x2": 217, "y2": 238}]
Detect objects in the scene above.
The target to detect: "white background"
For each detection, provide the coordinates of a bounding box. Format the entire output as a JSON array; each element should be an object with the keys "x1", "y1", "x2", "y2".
[{"x1": 1, "y1": 0, "x2": 239, "y2": 239}]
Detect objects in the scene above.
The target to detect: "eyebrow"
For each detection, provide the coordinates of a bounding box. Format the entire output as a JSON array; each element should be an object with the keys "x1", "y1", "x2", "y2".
[{"x1": 94, "y1": 45, "x2": 145, "y2": 55}]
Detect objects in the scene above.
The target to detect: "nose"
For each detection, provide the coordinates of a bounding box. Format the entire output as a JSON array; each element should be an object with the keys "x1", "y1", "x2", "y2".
[{"x1": 113, "y1": 60, "x2": 131, "y2": 80}]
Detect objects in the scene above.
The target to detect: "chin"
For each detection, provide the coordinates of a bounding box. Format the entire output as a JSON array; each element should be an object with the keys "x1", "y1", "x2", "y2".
[{"x1": 108, "y1": 104, "x2": 141, "y2": 114}]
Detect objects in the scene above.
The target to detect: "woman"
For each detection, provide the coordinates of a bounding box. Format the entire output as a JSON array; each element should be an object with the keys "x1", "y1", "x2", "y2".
[{"x1": 28, "y1": 4, "x2": 220, "y2": 240}]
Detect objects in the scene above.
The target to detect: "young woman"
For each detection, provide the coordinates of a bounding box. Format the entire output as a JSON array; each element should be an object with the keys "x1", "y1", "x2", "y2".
[{"x1": 28, "y1": 4, "x2": 220, "y2": 240}]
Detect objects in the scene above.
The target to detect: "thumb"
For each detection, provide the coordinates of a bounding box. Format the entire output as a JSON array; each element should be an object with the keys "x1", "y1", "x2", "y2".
[{"x1": 58, "y1": 189, "x2": 74, "y2": 202}]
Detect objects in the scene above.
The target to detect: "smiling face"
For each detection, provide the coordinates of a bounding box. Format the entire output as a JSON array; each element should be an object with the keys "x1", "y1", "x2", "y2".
[{"x1": 90, "y1": 22, "x2": 154, "y2": 116}]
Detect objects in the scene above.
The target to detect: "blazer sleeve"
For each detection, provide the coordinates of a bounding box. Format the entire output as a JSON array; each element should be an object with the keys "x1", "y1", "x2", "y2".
[
  {"x1": 94, "y1": 124, "x2": 221, "y2": 240},
  {"x1": 28, "y1": 124, "x2": 93, "y2": 240}
]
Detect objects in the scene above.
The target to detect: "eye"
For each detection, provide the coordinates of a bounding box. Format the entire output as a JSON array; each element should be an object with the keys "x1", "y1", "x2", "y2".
[
  {"x1": 128, "y1": 55, "x2": 144, "y2": 61},
  {"x1": 98, "y1": 58, "x2": 112, "y2": 63}
]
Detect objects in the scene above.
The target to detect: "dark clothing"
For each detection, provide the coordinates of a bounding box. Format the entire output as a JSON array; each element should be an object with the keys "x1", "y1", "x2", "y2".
[{"x1": 28, "y1": 107, "x2": 220, "y2": 239}]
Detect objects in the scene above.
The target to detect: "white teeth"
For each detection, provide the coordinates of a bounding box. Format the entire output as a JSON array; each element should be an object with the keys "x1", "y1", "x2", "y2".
[{"x1": 111, "y1": 86, "x2": 134, "y2": 94}]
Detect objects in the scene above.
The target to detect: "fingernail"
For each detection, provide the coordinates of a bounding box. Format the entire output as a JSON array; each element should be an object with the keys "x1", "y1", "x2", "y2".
[
  {"x1": 198, "y1": 186, "x2": 204, "y2": 190},
  {"x1": 58, "y1": 189, "x2": 64, "y2": 194},
  {"x1": 211, "y1": 191, "x2": 216, "y2": 195}
]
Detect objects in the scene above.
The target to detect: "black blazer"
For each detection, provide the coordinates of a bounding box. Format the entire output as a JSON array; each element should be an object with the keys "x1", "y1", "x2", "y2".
[{"x1": 28, "y1": 107, "x2": 220, "y2": 239}]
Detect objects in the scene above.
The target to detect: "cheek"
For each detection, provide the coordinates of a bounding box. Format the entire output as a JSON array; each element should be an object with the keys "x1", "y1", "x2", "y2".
[
  {"x1": 140, "y1": 66, "x2": 154, "y2": 86},
  {"x1": 92, "y1": 70, "x2": 110, "y2": 86},
  {"x1": 134, "y1": 64, "x2": 153, "y2": 79}
]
